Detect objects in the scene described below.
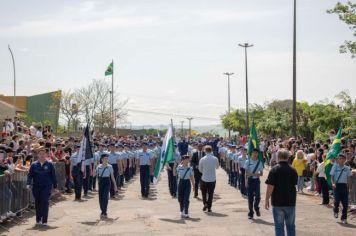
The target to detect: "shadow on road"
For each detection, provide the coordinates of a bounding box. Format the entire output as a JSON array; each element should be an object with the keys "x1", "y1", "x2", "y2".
[
  {"x1": 337, "y1": 222, "x2": 356, "y2": 228},
  {"x1": 204, "y1": 212, "x2": 228, "y2": 217},
  {"x1": 159, "y1": 218, "x2": 186, "y2": 224},
  {"x1": 26, "y1": 225, "x2": 59, "y2": 231},
  {"x1": 251, "y1": 218, "x2": 275, "y2": 226}
]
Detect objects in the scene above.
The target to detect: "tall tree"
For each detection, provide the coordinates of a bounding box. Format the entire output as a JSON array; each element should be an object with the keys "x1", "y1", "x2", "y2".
[{"x1": 327, "y1": 1, "x2": 356, "y2": 58}]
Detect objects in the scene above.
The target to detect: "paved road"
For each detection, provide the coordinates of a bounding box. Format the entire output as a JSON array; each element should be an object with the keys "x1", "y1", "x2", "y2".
[{"x1": 3, "y1": 167, "x2": 356, "y2": 236}]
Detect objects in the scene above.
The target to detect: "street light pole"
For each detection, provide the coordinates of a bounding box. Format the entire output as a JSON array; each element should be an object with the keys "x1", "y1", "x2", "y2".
[
  {"x1": 180, "y1": 121, "x2": 184, "y2": 137},
  {"x1": 187, "y1": 117, "x2": 193, "y2": 137},
  {"x1": 292, "y1": 0, "x2": 297, "y2": 137},
  {"x1": 223, "y1": 72, "x2": 234, "y2": 139},
  {"x1": 238, "y1": 43, "x2": 254, "y2": 135},
  {"x1": 8, "y1": 45, "x2": 16, "y2": 107}
]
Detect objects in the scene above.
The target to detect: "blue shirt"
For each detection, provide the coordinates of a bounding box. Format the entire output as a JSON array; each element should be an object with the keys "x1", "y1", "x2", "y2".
[
  {"x1": 330, "y1": 164, "x2": 352, "y2": 184},
  {"x1": 237, "y1": 155, "x2": 248, "y2": 168},
  {"x1": 138, "y1": 151, "x2": 152, "y2": 165},
  {"x1": 244, "y1": 158, "x2": 263, "y2": 179},
  {"x1": 27, "y1": 161, "x2": 57, "y2": 188},
  {"x1": 176, "y1": 165, "x2": 193, "y2": 180},
  {"x1": 108, "y1": 152, "x2": 119, "y2": 165},
  {"x1": 96, "y1": 164, "x2": 114, "y2": 178}
]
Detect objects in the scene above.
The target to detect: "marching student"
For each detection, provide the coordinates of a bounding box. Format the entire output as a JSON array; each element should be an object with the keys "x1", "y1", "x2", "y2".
[
  {"x1": 177, "y1": 155, "x2": 195, "y2": 218},
  {"x1": 96, "y1": 153, "x2": 118, "y2": 218}
]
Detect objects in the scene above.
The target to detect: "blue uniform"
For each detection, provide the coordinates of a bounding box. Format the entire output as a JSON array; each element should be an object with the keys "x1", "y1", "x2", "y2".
[
  {"x1": 244, "y1": 158, "x2": 263, "y2": 218},
  {"x1": 167, "y1": 151, "x2": 181, "y2": 197},
  {"x1": 108, "y1": 152, "x2": 119, "y2": 197},
  {"x1": 176, "y1": 165, "x2": 193, "y2": 215},
  {"x1": 138, "y1": 151, "x2": 152, "y2": 198},
  {"x1": 70, "y1": 153, "x2": 83, "y2": 200},
  {"x1": 237, "y1": 155, "x2": 248, "y2": 195},
  {"x1": 96, "y1": 164, "x2": 114, "y2": 215},
  {"x1": 27, "y1": 161, "x2": 57, "y2": 224},
  {"x1": 330, "y1": 164, "x2": 352, "y2": 220}
]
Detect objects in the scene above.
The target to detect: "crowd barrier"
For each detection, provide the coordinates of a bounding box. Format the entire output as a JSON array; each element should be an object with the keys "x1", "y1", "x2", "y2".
[{"x1": 0, "y1": 162, "x2": 66, "y2": 221}]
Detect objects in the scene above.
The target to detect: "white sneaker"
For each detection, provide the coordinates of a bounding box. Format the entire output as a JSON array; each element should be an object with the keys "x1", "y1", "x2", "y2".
[
  {"x1": 184, "y1": 214, "x2": 190, "y2": 218},
  {"x1": 180, "y1": 212, "x2": 184, "y2": 218},
  {"x1": 7, "y1": 211, "x2": 16, "y2": 217},
  {"x1": 342, "y1": 219, "x2": 348, "y2": 224},
  {"x1": 42, "y1": 222, "x2": 48, "y2": 226}
]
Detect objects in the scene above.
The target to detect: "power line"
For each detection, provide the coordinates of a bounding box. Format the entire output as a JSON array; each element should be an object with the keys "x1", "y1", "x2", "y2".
[{"x1": 126, "y1": 108, "x2": 220, "y2": 121}]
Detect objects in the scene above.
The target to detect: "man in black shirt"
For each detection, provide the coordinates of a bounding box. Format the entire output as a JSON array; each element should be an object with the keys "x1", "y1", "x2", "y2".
[{"x1": 265, "y1": 149, "x2": 298, "y2": 236}]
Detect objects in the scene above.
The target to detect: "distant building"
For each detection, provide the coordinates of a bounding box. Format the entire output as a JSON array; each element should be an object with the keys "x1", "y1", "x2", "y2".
[{"x1": 0, "y1": 91, "x2": 61, "y2": 130}]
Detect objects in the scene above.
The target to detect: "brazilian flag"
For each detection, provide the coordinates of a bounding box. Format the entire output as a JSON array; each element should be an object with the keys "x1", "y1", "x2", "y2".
[
  {"x1": 105, "y1": 62, "x2": 113, "y2": 76},
  {"x1": 248, "y1": 120, "x2": 264, "y2": 162},
  {"x1": 324, "y1": 127, "x2": 342, "y2": 186}
]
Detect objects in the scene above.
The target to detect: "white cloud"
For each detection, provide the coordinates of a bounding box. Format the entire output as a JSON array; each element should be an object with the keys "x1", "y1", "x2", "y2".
[{"x1": 0, "y1": 2, "x2": 160, "y2": 37}]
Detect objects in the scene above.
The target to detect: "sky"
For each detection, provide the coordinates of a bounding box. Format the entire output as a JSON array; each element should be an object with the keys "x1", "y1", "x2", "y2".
[{"x1": 0, "y1": 0, "x2": 355, "y2": 127}]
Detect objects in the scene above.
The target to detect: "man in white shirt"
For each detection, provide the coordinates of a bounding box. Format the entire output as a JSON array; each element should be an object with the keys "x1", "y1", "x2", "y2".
[{"x1": 199, "y1": 145, "x2": 219, "y2": 212}]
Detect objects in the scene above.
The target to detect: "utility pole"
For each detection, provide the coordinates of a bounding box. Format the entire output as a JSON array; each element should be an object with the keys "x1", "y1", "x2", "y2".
[
  {"x1": 180, "y1": 121, "x2": 184, "y2": 137},
  {"x1": 187, "y1": 117, "x2": 193, "y2": 137},
  {"x1": 292, "y1": 0, "x2": 297, "y2": 137},
  {"x1": 8, "y1": 45, "x2": 16, "y2": 107},
  {"x1": 223, "y1": 72, "x2": 234, "y2": 139},
  {"x1": 238, "y1": 43, "x2": 254, "y2": 135}
]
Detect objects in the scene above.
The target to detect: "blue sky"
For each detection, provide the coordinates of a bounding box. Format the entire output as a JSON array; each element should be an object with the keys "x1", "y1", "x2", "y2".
[{"x1": 0, "y1": 0, "x2": 355, "y2": 126}]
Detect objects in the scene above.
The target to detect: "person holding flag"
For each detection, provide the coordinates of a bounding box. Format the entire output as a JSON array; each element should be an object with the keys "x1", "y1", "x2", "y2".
[{"x1": 245, "y1": 120, "x2": 264, "y2": 219}]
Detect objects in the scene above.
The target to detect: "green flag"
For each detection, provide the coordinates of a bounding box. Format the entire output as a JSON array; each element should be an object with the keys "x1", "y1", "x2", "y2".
[
  {"x1": 153, "y1": 124, "x2": 174, "y2": 184},
  {"x1": 105, "y1": 62, "x2": 113, "y2": 76},
  {"x1": 248, "y1": 120, "x2": 263, "y2": 162},
  {"x1": 324, "y1": 127, "x2": 342, "y2": 186}
]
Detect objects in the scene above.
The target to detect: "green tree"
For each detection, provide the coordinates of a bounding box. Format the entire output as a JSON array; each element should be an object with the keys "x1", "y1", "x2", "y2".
[{"x1": 327, "y1": 1, "x2": 356, "y2": 58}]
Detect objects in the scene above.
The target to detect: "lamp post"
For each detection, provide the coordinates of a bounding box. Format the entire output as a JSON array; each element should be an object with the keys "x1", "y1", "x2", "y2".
[
  {"x1": 187, "y1": 117, "x2": 193, "y2": 137},
  {"x1": 223, "y1": 72, "x2": 234, "y2": 139},
  {"x1": 8, "y1": 45, "x2": 16, "y2": 107},
  {"x1": 238, "y1": 43, "x2": 254, "y2": 135},
  {"x1": 180, "y1": 121, "x2": 184, "y2": 137}
]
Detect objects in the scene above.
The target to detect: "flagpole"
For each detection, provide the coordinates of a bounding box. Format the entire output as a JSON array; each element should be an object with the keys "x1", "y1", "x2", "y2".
[{"x1": 111, "y1": 59, "x2": 114, "y2": 129}]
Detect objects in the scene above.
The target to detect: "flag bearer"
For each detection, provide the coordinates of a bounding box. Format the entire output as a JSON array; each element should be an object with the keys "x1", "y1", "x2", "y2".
[
  {"x1": 26, "y1": 146, "x2": 57, "y2": 226},
  {"x1": 244, "y1": 148, "x2": 264, "y2": 219},
  {"x1": 70, "y1": 144, "x2": 85, "y2": 200},
  {"x1": 177, "y1": 155, "x2": 195, "y2": 218},
  {"x1": 96, "y1": 153, "x2": 118, "y2": 218}
]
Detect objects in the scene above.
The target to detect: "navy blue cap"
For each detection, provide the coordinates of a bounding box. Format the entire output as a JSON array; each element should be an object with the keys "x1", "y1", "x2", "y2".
[
  {"x1": 142, "y1": 142, "x2": 148, "y2": 145},
  {"x1": 182, "y1": 155, "x2": 190, "y2": 160},
  {"x1": 101, "y1": 153, "x2": 109, "y2": 158},
  {"x1": 109, "y1": 143, "x2": 116, "y2": 147}
]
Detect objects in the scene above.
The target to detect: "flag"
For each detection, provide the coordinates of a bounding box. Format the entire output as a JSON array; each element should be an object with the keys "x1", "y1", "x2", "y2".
[
  {"x1": 105, "y1": 62, "x2": 113, "y2": 76},
  {"x1": 324, "y1": 127, "x2": 342, "y2": 186},
  {"x1": 153, "y1": 124, "x2": 174, "y2": 184},
  {"x1": 77, "y1": 124, "x2": 94, "y2": 172},
  {"x1": 247, "y1": 120, "x2": 263, "y2": 162}
]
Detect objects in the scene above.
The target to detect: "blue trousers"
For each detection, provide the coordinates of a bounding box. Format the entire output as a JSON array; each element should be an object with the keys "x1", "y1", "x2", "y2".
[
  {"x1": 110, "y1": 164, "x2": 118, "y2": 197},
  {"x1": 167, "y1": 163, "x2": 177, "y2": 196},
  {"x1": 334, "y1": 183, "x2": 348, "y2": 220},
  {"x1": 178, "y1": 179, "x2": 191, "y2": 214},
  {"x1": 140, "y1": 165, "x2": 150, "y2": 197},
  {"x1": 239, "y1": 168, "x2": 247, "y2": 195},
  {"x1": 98, "y1": 177, "x2": 110, "y2": 214},
  {"x1": 32, "y1": 185, "x2": 52, "y2": 223},
  {"x1": 247, "y1": 178, "x2": 261, "y2": 215},
  {"x1": 272, "y1": 206, "x2": 296, "y2": 236},
  {"x1": 73, "y1": 172, "x2": 83, "y2": 199},
  {"x1": 124, "y1": 160, "x2": 130, "y2": 181}
]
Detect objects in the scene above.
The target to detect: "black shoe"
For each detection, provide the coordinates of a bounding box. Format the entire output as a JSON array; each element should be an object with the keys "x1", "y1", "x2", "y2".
[
  {"x1": 248, "y1": 213, "x2": 253, "y2": 219},
  {"x1": 208, "y1": 209, "x2": 212, "y2": 212},
  {"x1": 203, "y1": 205, "x2": 208, "y2": 211},
  {"x1": 256, "y1": 209, "x2": 261, "y2": 217}
]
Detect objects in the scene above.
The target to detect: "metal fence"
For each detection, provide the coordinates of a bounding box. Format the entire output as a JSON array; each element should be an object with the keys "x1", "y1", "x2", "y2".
[{"x1": 0, "y1": 162, "x2": 66, "y2": 221}]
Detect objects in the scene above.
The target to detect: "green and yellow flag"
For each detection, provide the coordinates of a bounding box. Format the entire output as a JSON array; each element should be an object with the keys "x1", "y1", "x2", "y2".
[
  {"x1": 324, "y1": 127, "x2": 342, "y2": 186},
  {"x1": 248, "y1": 120, "x2": 263, "y2": 162},
  {"x1": 105, "y1": 62, "x2": 113, "y2": 76}
]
